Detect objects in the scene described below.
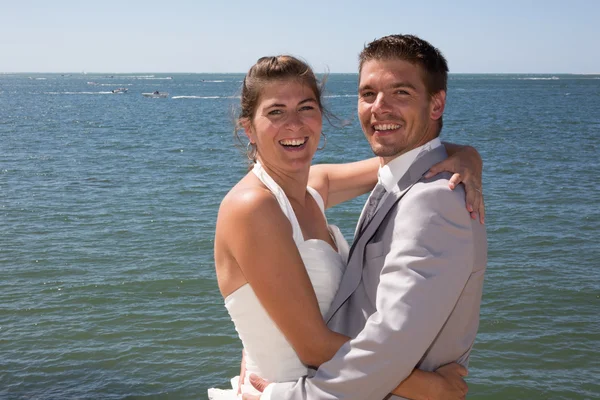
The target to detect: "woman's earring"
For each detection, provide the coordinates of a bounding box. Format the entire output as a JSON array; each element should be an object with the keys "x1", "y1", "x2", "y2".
[
  {"x1": 317, "y1": 132, "x2": 327, "y2": 151},
  {"x1": 246, "y1": 142, "x2": 257, "y2": 162}
]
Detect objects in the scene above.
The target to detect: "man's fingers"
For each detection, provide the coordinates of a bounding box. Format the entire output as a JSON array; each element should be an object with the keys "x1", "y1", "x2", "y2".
[
  {"x1": 456, "y1": 364, "x2": 468, "y2": 377},
  {"x1": 249, "y1": 374, "x2": 270, "y2": 392},
  {"x1": 438, "y1": 362, "x2": 468, "y2": 376},
  {"x1": 460, "y1": 379, "x2": 469, "y2": 394}
]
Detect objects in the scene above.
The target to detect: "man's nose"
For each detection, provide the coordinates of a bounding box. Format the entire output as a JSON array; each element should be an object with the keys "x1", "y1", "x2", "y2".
[{"x1": 372, "y1": 93, "x2": 391, "y2": 115}]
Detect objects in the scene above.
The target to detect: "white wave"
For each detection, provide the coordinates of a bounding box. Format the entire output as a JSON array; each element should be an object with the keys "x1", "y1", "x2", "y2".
[
  {"x1": 518, "y1": 77, "x2": 560, "y2": 80},
  {"x1": 202, "y1": 80, "x2": 225, "y2": 83},
  {"x1": 134, "y1": 77, "x2": 173, "y2": 80},
  {"x1": 324, "y1": 94, "x2": 358, "y2": 98},
  {"x1": 88, "y1": 82, "x2": 133, "y2": 86},
  {"x1": 172, "y1": 95, "x2": 221, "y2": 99}
]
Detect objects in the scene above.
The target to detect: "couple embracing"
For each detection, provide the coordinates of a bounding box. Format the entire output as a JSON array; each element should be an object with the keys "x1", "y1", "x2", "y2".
[{"x1": 209, "y1": 34, "x2": 487, "y2": 400}]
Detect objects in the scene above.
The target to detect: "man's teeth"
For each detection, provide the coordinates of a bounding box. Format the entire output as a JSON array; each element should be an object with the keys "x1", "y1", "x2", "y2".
[
  {"x1": 373, "y1": 124, "x2": 400, "y2": 131},
  {"x1": 280, "y1": 138, "x2": 307, "y2": 146}
]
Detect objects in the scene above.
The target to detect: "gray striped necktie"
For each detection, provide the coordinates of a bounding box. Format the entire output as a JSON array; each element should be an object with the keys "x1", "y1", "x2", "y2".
[{"x1": 358, "y1": 183, "x2": 386, "y2": 234}]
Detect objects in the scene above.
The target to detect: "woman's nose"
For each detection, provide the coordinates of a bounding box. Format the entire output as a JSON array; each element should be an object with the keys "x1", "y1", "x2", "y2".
[{"x1": 285, "y1": 111, "x2": 303, "y2": 130}]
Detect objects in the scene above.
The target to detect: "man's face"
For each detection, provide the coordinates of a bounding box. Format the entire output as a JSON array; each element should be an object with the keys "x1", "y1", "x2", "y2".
[{"x1": 358, "y1": 59, "x2": 445, "y2": 165}]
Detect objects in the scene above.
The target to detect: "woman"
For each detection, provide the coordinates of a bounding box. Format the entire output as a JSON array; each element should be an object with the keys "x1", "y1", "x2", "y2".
[{"x1": 209, "y1": 56, "x2": 483, "y2": 399}]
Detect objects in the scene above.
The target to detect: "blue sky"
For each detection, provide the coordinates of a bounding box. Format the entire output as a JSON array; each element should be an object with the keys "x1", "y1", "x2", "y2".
[{"x1": 1, "y1": 0, "x2": 598, "y2": 73}]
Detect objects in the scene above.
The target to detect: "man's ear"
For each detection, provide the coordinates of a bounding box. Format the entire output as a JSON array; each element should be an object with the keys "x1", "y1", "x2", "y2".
[{"x1": 430, "y1": 90, "x2": 446, "y2": 121}]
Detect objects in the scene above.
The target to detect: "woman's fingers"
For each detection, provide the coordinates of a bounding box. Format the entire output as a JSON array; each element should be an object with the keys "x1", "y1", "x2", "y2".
[
  {"x1": 476, "y1": 190, "x2": 485, "y2": 224},
  {"x1": 249, "y1": 374, "x2": 270, "y2": 392},
  {"x1": 425, "y1": 153, "x2": 485, "y2": 224},
  {"x1": 463, "y1": 177, "x2": 485, "y2": 224},
  {"x1": 424, "y1": 157, "x2": 457, "y2": 179},
  {"x1": 448, "y1": 172, "x2": 462, "y2": 190}
]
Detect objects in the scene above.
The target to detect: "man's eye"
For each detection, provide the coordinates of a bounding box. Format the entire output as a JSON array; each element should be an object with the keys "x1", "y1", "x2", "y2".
[
  {"x1": 268, "y1": 109, "x2": 283, "y2": 115},
  {"x1": 396, "y1": 90, "x2": 409, "y2": 95},
  {"x1": 361, "y1": 92, "x2": 375, "y2": 98}
]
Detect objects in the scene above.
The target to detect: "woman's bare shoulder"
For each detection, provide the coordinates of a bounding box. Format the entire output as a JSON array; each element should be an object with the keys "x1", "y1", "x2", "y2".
[
  {"x1": 218, "y1": 174, "x2": 279, "y2": 221},
  {"x1": 215, "y1": 174, "x2": 293, "y2": 260}
]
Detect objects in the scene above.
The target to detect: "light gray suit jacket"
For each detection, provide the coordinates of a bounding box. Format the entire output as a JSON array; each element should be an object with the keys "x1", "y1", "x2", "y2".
[{"x1": 268, "y1": 146, "x2": 487, "y2": 399}]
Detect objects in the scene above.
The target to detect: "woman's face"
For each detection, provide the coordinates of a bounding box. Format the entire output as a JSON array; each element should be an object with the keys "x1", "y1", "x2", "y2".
[{"x1": 245, "y1": 79, "x2": 323, "y2": 174}]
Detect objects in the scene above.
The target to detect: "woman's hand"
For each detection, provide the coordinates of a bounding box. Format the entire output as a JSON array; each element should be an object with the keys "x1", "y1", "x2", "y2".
[
  {"x1": 430, "y1": 363, "x2": 469, "y2": 400},
  {"x1": 426, "y1": 145, "x2": 485, "y2": 223}
]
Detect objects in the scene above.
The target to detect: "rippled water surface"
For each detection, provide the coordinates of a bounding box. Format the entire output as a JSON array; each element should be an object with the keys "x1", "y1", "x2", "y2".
[{"x1": 1, "y1": 73, "x2": 599, "y2": 399}]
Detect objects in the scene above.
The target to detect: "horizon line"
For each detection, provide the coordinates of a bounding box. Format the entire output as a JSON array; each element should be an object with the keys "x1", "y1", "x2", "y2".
[{"x1": 1, "y1": 71, "x2": 599, "y2": 75}]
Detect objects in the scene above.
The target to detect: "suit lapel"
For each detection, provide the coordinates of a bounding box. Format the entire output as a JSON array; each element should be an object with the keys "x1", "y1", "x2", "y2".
[{"x1": 326, "y1": 146, "x2": 448, "y2": 323}]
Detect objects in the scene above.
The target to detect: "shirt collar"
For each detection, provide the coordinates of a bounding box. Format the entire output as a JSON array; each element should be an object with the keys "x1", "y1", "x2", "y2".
[{"x1": 378, "y1": 137, "x2": 442, "y2": 192}]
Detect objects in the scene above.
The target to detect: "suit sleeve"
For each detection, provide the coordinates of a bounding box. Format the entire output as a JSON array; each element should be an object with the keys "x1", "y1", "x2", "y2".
[{"x1": 264, "y1": 182, "x2": 475, "y2": 400}]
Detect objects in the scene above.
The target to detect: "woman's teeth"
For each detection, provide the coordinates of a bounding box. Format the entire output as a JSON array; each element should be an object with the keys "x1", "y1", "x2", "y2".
[{"x1": 280, "y1": 138, "x2": 307, "y2": 147}]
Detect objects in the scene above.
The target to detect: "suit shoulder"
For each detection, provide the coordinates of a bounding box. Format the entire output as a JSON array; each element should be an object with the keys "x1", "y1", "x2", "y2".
[
  {"x1": 398, "y1": 175, "x2": 469, "y2": 224},
  {"x1": 411, "y1": 173, "x2": 465, "y2": 202}
]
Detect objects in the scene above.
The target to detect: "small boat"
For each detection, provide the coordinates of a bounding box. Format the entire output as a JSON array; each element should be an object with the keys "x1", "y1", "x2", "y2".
[
  {"x1": 111, "y1": 88, "x2": 128, "y2": 94},
  {"x1": 142, "y1": 91, "x2": 169, "y2": 98}
]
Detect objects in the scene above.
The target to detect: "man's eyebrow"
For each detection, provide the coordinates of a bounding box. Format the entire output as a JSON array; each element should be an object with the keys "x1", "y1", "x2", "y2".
[
  {"x1": 358, "y1": 82, "x2": 417, "y2": 91},
  {"x1": 391, "y1": 82, "x2": 417, "y2": 90}
]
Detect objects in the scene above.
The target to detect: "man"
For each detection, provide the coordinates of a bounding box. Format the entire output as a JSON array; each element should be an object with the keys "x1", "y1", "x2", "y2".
[{"x1": 247, "y1": 34, "x2": 487, "y2": 400}]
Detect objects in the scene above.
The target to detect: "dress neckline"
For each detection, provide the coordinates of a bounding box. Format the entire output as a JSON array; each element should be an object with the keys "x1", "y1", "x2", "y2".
[{"x1": 251, "y1": 161, "x2": 338, "y2": 253}]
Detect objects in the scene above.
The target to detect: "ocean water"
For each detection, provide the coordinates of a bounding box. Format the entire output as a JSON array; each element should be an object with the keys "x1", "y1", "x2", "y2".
[{"x1": 1, "y1": 72, "x2": 598, "y2": 399}]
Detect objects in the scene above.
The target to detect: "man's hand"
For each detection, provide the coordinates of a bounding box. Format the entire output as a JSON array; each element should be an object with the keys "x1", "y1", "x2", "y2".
[
  {"x1": 241, "y1": 374, "x2": 270, "y2": 400},
  {"x1": 432, "y1": 363, "x2": 469, "y2": 400}
]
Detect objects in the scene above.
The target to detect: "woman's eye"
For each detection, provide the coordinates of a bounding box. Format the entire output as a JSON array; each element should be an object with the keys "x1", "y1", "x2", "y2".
[
  {"x1": 299, "y1": 105, "x2": 315, "y2": 111},
  {"x1": 268, "y1": 109, "x2": 283, "y2": 115}
]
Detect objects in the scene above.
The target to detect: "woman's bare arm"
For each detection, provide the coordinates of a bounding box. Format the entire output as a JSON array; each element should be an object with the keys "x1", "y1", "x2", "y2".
[
  {"x1": 308, "y1": 157, "x2": 380, "y2": 209},
  {"x1": 308, "y1": 142, "x2": 484, "y2": 220},
  {"x1": 217, "y1": 189, "x2": 348, "y2": 367}
]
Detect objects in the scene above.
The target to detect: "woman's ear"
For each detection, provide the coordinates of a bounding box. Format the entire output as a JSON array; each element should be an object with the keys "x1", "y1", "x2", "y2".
[
  {"x1": 241, "y1": 118, "x2": 255, "y2": 143},
  {"x1": 430, "y1": 90, "x2": 446, "y2": 121}
]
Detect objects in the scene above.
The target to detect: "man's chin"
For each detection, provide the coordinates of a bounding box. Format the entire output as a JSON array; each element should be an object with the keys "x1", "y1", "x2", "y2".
[{"x1": 371, "y1": 145, "x2": 403, "y2": 159}]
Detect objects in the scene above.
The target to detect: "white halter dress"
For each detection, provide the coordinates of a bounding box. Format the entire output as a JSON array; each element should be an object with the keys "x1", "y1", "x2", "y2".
[{"x1": 208, "y1": 162, "x2": 349, "y2": 399}]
